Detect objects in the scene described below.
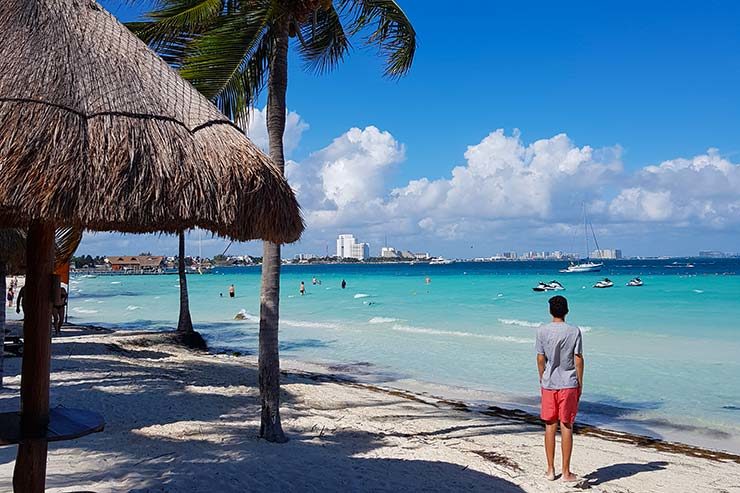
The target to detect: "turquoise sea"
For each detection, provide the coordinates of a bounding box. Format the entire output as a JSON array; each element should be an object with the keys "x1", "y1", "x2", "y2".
[{"x1": 16, "y1": 259, "x2": 740, "y2": 453}]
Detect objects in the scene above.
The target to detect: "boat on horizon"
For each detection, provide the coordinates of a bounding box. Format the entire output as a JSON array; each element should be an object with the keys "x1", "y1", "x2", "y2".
[
  {"x1": 429, "y1": 257, "x2": 453, "y2": 265},
  {"x1": 560, "y1": 204, "x2": 604, "y2": 273},
  {"x1": 665, "y1": 261, "x2": 695, "y2": 268},
  {"x1": 560, "y1": 261, "x2": 603, "y2": 273}
]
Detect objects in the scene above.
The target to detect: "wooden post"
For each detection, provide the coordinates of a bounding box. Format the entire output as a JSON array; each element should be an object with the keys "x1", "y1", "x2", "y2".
[{"x1": 13, "y1": 221, "x2": 55, "y2": 493}]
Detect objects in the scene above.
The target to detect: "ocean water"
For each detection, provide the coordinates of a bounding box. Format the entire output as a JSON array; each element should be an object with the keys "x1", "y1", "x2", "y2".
[{"x1": 17, "y1": 259, "x2": 740, "y2": 452}]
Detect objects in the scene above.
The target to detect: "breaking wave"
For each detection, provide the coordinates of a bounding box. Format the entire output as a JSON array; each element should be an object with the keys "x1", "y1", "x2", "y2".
[
  {"x1": 498, "y1": 318, "x2": 542, "y2": 328},
  {"x1": 391, "y1": 325, "x2": 533, "y2": 344}
]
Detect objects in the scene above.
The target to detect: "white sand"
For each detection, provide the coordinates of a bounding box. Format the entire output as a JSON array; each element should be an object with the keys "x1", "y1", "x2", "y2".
[{"x1": 0, "y1": 327, "x2": 738, "y2": 492}]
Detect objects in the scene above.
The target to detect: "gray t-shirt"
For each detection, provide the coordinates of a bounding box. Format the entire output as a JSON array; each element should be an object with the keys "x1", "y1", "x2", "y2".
[{"x1": 535, "y1": 322, "x2": 583, "y2": 390}]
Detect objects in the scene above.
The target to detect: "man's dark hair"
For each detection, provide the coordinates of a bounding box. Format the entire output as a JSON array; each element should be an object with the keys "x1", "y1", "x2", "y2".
[{"x1": 549, "y1": 295, "x2": 569, "y2": 319}]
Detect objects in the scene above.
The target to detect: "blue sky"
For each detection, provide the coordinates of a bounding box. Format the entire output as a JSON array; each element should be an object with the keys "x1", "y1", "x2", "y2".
[{"x1": 86, "y1": 1, "x2": 740, "y2": 258}]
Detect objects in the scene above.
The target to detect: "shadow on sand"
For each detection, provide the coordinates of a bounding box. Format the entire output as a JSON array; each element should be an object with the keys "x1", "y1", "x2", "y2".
[
  {"x1": 583, "y1": 461, "x2": 669, "y2": 486},
  {"x1": 0, "y1": 331, "x2": 526, "y2": 492}
]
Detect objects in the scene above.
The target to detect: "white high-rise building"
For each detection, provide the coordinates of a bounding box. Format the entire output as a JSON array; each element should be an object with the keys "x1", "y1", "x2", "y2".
[
  {"x1": 591, "y1": 249, "x2": 622, "y2": 260},
  {"x1": 336, "y1": 234, "x2": 370, "y2": 260}
]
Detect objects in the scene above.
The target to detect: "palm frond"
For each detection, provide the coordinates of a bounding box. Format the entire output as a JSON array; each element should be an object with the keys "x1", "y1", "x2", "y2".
[
  {"x1": 340, "y1": 0, "x2": 416, "y2": 78},
  {"x1": 178, "y1": 7, "x2": 272, "y2": 101},
  {"x1": 132, "y1": 0, "x2": 224, "y2": 47},
  {"x1": 219, "y1": 34, "x2": 273, "y2": 121},
  {"x1": 297, "y1": 4, "x2": 351, "y2": 74}
]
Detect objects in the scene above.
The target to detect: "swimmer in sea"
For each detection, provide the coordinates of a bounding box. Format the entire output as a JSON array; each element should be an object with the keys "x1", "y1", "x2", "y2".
[
  {"x1": 300, "y1": 281, "x2": 306, "y2": 296},
  {"x1": 341, "y1": 279, "x2": 347, "y2": 289},
  {"x1": 425, "y1": 276, "x2": 431, "y2": 284},
  {"x1": 229, "y1": 284, "x2": 235, "y2": 298},
  {"x1": 312, "y1": 277, "x2": 317, "y2": 285}
]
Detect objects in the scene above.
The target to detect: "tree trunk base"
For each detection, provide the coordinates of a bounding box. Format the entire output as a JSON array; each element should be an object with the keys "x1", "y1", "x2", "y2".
[
  {"x1": 173, "y1": 330, "x2": 207, "y2": 351},
  {"x1": 260, "y1": 408, "x2": 288, "y2": 443}
]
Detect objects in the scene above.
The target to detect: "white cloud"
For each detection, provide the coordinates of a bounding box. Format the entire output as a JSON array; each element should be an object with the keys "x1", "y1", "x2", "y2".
[
  {"x1": 241, "y1": 107, "x2": 309, "y2": 157},
  {"x1": 284, "y1": 123, "x2": 740, "y2": 255},
  {"x1": 607, "y1": 148, "x2": 740, "y2": 228}
]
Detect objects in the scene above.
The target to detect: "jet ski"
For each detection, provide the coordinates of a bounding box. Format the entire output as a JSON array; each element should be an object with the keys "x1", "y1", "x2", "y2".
[
  {"x1": 626, "y1": 277, "x2": 643, "y2": 287},
  {"x1": 532, "y1": 280, "x2": 565, "y2": 292},
  {"x1": 593, "y1": 278, "x2": 614, "y2": 289}
]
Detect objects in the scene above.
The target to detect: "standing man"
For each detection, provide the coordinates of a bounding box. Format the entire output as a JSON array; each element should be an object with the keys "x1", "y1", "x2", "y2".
[
  {"x1": 228, "y1": 284, "x2": 235, "y2": 298},
  {"x1": 535, "y1": 295, "x2": 584, "y2": 482},
  {"x1": 52, "y1": 286, "x2": 68, "y2": 336}
]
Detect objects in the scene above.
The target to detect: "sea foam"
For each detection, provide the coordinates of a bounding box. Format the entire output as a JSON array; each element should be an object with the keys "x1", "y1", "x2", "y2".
[
  {"x1": 368, "y1": 317, "x2": 400, "y2": 324},
  {"x1": 354, "y1": 293, "x2": 370, "y2": 299},
  {"x1": 498, "y1": 318, "x2": 542, "y2": 328},
  {"x1": 391, "y1": 324, "x2": 533, "y2": 344},
  {"x1": 72, "y1": 307, "x2": 99, "y2": 314}
]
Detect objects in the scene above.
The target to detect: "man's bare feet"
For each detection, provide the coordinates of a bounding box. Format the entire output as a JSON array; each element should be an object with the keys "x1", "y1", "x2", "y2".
[
  {"x1": 562, "y1": 472, "x2": 579, "y2": 482},
  {"x1": 545, "y1": 470, "x2": 556, "y2": 481}
]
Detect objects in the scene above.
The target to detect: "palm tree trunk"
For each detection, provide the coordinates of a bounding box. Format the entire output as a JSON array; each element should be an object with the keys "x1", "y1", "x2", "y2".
[
  {"x1": 177, "y1": 231, "x2": 193, "y2": 334},
  {"x1": 0, "y1": 260, "x2": 6, "y2": 388},
  {"x1": 258, "y1": 20, "x2": 289, "y2": 443}
]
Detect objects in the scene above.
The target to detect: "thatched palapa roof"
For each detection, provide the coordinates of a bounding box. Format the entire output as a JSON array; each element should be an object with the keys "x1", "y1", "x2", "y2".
[{"x1": 0, "y1": 0, "x2": 303, "y2": 243}]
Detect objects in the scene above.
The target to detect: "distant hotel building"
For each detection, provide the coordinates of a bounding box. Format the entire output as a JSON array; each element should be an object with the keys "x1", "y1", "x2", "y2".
[
  {"x1": 381, "y1": 247, "x2": 399, "y2": 258},
  {"x1": 591, "y1": 249, "x2": 623, "y2": 260},
  {"x1": 336, "y1": 234, "x2": 370, "y2": 261}
]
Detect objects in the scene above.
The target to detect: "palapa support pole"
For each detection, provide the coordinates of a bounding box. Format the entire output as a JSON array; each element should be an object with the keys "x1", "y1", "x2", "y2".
[{"x1": 13, "y1": 221, "x2": 55, "y2": 493}]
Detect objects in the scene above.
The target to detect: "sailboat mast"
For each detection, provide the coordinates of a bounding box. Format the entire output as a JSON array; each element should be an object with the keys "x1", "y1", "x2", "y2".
[{"x1": 583, "y1": 203, "x2": 589, "y2": 260}]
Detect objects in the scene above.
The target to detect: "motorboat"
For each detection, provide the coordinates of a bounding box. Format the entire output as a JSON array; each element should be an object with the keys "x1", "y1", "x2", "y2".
[
  {"x1": 560, "y1": 261, "x2": 603, "y2": 273},
  {"x1": 533, "y1": 280, "x2": 565, "y2": 292},
  {"x1": 626, "y1": 277, "x2": 643, "y2": 287},
  {"x1": 665, "y1": 262, "x2": 695, "y2": 268},
  {"x1": 429, "y1": 257, "x2": 453, "y2": 265},
  {"x1": 593, "y1": 278, "x2": 614, "y2": 289}
]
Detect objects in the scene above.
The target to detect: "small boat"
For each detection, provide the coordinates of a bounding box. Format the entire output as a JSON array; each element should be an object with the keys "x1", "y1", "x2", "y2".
[
  {"x1": 626, "y1": 277, "x2": 643, "y2": 287},
  {"x1": 665, "y1": 262, "x2": 695, "y2": 269},
  {"x1": 429, "y1": 257, "x2": 453, "y2": 265},
  {"x1": 533, "y1": 280, "x2": 565, "y2": 292},
  {"x1": 560, "y1": 261, "x2": 604, "y2": 273},
  {"x1": 593, "y1": 278, "x2": 614, "y2": 289}
]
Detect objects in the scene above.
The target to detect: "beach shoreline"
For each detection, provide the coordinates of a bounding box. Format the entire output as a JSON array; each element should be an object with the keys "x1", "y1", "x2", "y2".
[{"x1": 1, "y1": 324, "x2": 738, "y2": 492}]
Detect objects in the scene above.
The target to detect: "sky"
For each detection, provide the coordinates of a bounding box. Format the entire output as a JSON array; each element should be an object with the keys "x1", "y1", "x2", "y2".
[{"x1": 84, "y1": 0, "x2": 740, "y2": 258}]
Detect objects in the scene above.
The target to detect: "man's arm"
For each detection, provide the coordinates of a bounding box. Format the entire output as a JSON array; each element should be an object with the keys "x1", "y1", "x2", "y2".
[
  {"x1": 575, "y1": 353, "x2": 584, "y2": 396},
  {"x1": 537, "y1": 354, "x2": 546, "y2": 385}
]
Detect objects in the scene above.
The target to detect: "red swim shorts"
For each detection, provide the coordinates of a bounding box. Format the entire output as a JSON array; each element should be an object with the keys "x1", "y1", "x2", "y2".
[{"x1": 541, "y1": 387, "x2": 580, "y2": 424}]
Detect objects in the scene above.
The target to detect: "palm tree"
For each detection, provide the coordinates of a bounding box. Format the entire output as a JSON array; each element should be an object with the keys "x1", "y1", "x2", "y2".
[
  {"x1": 177, "y1": 231, "x2": 194, "y2": 334},
  {"x1": 132, "y1": 0, "x2": 416, "y2": 442}
]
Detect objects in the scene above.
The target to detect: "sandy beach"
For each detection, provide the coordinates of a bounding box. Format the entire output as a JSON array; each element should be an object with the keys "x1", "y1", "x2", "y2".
[{"x1": 0, "y1": 325, "x2": 738, "y2": 493}]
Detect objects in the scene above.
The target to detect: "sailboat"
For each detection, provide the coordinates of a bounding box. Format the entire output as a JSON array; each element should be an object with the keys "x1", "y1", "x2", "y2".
[{"x1": 560, "y1": 205, "x2": 604, "y2": 273}]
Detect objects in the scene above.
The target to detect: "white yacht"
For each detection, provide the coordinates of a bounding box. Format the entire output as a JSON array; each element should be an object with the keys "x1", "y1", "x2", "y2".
[
  {"x1": 560, "y1": 261, "x2": 603, "y2": 273},
  {"x1": 429, "y1": 257, "x2": 453, "y2": 265}
]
